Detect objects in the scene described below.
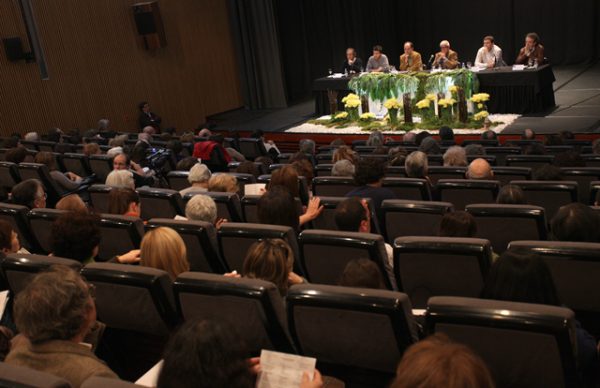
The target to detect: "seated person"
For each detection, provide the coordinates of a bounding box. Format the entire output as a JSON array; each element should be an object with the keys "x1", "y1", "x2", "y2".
[
  {"x1": 438, "y1": 211, "x2": 477, "y2": 238},
  {"x1": 550, "y1": 203, "x2": 600, "y2": 243},
  {"x1": 34, "y1": 152, "x2": 85, "y2": 194},
  {"x1": 443, "y1": 146, "x2": 467, "y2": 167},
  {"x1": 515, "y1": 32, "x2": 545, "y2": 66},
  {"x1": 138, "y1": 101, "x2": 161, "y2": 131},
  {"x1": 331, "y1": 160, "x2": 355, "y2": 177},
  {"x1": 532, "y1": 165, "x2": 562, "y2": 181},
  {"x1": 347, "y1": 158, "x2": 396, "y2": 222},
  {"x1": 339, "y1": 258, "x2": 386, "y2": 289},
  {"x1": 418, "y1": 137, "x2": 441, "y2": 155},
  {"x1": 259, "y1": 186, "x2": 322, "y2": 230},
  {"x1": 5, "y1": 266, "x2": 118, "y2": 386},
  {"x1": 433, "y1": 40, "x2": 459, "y2": 69},
  {"x1": 184, "y1": 194, "x2": 227, "y2": 229},
  {"x1": 5, "y1": 147, "x2": 28, "y2": 164},
  {"x1": 208, "y1": 173, "x2": 238, "y2": 194},
  {"x1": 112, "y1": 152, "x2": 154, "y2": 188},
  {"x1": 250, "y1": 129, "x2": 280, "y2": 158},
  {"x1": 235, "y1": 161, "x2": 261, "y2": 179},
  {"x1": 0, "y1": 219, "x2": 25, "y2": 256},
  {"x1": 55, "y1": 194, "x2": 88, "y2": 213},
  {"x1": 342, "y1": 47, "x2": 363, "y2": 74},
  {"x1": 405, "y1": 151, "x2": 429, "y2": 181},
  {"x1": 10, "y1": 179, "x2": 46, "y2": 209},
  {"x1": 464, "y1": 144, "x2": 485, "y2": 156},
  {"x1": 83, "y1": 143, "x2": 101, "y2": 157},
  {"x1": 332, "y1": 145, "x2": 357, "y2": 164},
  {"x1": 391, "y1": 333, "x2": 494, "y2": 388},
  {"x1": 192, "y1": 137, "x2": 231, "y2": 172},
  {"x1": 176, "y1": 157, "x2": 200, "y2": 171},
  {"x1": 475, "y1": 35, "x2": 504, "y2": 68},
  {"x1": 180, "y1": 163, "x2": 211, "y2": 196},
  {"x1": 399, "y1": 41, "x2": 422, "y2": 71},
  {"x1": 107, "y1": 188, "x2": 141, "y2": 217},
  {"x1": 105, "y1": 169, "x2": 135, "y2": 189},
  {"x1": 50, "y1": 212, "x2": 140, "y2": 265},
  {"x1": 466, "y1": 158, "x2": 494, "y2": 180},
  {"x1": 366, "y1": 45, "x2": 389, "y2": 72},
  {"x1": 481, "y1": 130, "x2": 497, "y2": 140},
  {"x1": 439, "y1": 126, "x2": 455, "y2": 143},
  {"x1": 496, "y1": 184, "x2": 526, "y2": 205},
  {"x1": 140, "y1": 226, "x2": 189, "y2": 280}
]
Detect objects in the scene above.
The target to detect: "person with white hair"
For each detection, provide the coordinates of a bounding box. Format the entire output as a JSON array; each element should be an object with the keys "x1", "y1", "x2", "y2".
[
  {"x1": 331, "y1": 159, "x2": 355, "y2": 177},
  {"x1": 443, "y1": 146, "x2": 468, "y2": 167},
  {"x1": 180, "y1": 163, "x2": 211, "y2": 196},
  {"x1": 405, "y1": 151, "x2": 429, "y2": 179},
  {"x1": 105, "y1": 169, "x2": 135, "y2": 189},
  {"x1": 433, "y1": 40, "x2": 459, "y2": 69},
  {"x1": 24, "y1": 132, "x2": 40, "y2": 142},
  {"x1": 184, "y1": 194, "x2": 227, "y2": 229}
]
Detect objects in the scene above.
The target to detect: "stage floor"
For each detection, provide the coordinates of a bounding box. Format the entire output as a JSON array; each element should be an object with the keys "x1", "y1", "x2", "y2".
[{"x1": 208, "y1": 62, "x2": 600, "y2": 135}]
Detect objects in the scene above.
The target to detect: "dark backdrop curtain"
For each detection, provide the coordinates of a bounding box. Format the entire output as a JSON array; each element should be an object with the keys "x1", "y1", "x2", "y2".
[
  {"x1": 228, "y1": 0, "x2": 287, "y2": 109},
  {"x1": 273, "y1": 0, "x2": 600, "y2": 104}
]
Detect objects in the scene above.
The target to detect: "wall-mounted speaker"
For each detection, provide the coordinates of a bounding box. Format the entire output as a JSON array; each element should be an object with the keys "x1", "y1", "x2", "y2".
[
  {"x1": 3, "y1": 37, "x2": 25, "y2": 61},
  {"x1": 132, "y1": 1, "x2": 167, "y2": 50}
]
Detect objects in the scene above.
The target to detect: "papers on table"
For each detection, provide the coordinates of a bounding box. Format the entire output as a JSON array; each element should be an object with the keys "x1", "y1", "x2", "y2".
[
  {"x1": 136, "y1": 360, "x2": 163, "y2": 387},
  {"x1": 412, "y1": 309, "x2": 426, "y2": 316},
  {"x1": 512, "y1": 64, "x2": 526, "y2": 71},
  {"x1": 245, "y1": 183, "x2": 266, "y2": 196},
  {"x1": 327, "y1": 73, "x2": 345, "y2": 78},
  {"x1": 256, "y1": 350, "x2": 317, "y2": 388}
]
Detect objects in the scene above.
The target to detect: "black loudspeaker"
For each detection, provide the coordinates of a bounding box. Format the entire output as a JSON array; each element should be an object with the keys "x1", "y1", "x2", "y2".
[
  {"x1": 132, "y1": 1, "x2": 167, "y2": 50},
  {"x1": 3, "y1": 37, "x2": 24, "y2": 61}
]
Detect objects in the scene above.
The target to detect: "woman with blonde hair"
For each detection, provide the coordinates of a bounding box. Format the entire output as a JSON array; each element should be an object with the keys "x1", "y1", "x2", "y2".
[
  {"x1": 207, "y1": 174, "x2": 238, "y2": 193},
  {"x1": 140, "y1": 227, "x2": 189, "y2": 280},
  {"x1": 332, "y1": 145, "x2": 357, "y2": 164},
  {"x1": 55, "y1": 194, "x2": 88, "y2": 213}
]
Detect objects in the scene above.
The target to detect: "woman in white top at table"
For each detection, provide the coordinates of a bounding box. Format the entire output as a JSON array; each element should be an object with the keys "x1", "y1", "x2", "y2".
[{"x1": 474, "y1": 35, "x2": 505, "y2": 68}]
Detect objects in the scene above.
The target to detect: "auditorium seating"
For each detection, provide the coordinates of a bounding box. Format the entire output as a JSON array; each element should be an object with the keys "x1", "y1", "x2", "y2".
[
  {"x1": 173, "y1": 272, "x2": 295, "y2": 353},
  {"x1": 312, "y1": 176, "x2": 357, "y2": 196},
  {"x1": 427, "y1": 166, "x2": 466, "y2": 184},
  {"x1": 0, "y1": 362, "x2": 71, "y2": 388},
  {"x1": 484, "y1": 147, "x2": 520, "y2": 166},
  {"x1": 137, "y1": 187, "x2": 185, "y2": 220},
  {"x1": 436, "y1": 179, "x2": 500, "y2": 210},
  {"x1": 381, "y1": 177, "x2": 431, "y2": 201},
  {"x1": 591, "y1": 181, "x2": 600, "y2": 205},
  {"x1": 425, "y1": 296, "x2": 578, "y2": 387},
  {"x1": 560, "y1": 167, "x2": 600, "y2": 204},
  {"x1": 165, "y1": 171, "x2": 190, "y2": 191},
  {"x1": 298, "y1": 230, "x2": 393, "y2": 289},
  {"x1": 258, "y1": 174, "x2": 310, "y2": 205},
  {"x1": 0, "y1": 203, "x2": 40, "y2": 253},
  {"x1": 505, "y1": 155, "x2": 555, "y2": 168},
  {"x1": 82, "y1": 376, "x2": 141, "y2": 388},
  {"x1": 381, "y1": 200, "x2": 453, "y2": 242},
  {"x1": 582, "y1": 154, "x2": 600, "y2": 167},
  {"x1": 287, "y1": 284, "x2": 417, "y2": 383},
  {"x1": 217, "y1": 223, "x2": 299, "y2": 273},
  {"x1": 17, "y1": 162, "x2": 80, "y2": 207},
  {"x1": 393, "y1": 237, "x2": 492, "y2": 308},
  {"x1": 145, "y1": 218, "x2": 227, "y2": 273},
  {"x1": 490, "y1": 166, "x2": 531, "y2": 185},
  {"x1": 240, "y1": 194, "x2": 303, "y2": 225},
  {"x1": 238, "y1": 138, "x2": 268, "y2": 160},
  {"x1": 462, "y1": 139, "x2": 499, "y2": 147},
  {"x1": 96, "y1": 214, "x2": 144, "y2": 261},
  {"x1": 198, "y1": 191, "x2": 244, "y2": 222},
  {"x1": 309, "y1": 196, "x2": 381, "y2": 234},
  {"x1": 510, "y1": 180, "x2": 578, "y2": 220},
  {"x1": 314, "y1": 163, "x2": 334, "y2": 176},
  {"x1": 88, "y1": 184, "x2": 113, "y2": 214},
  {"x1": 59, "y1": 153, "x2": 93, "y2": 178},
  {"x1": 27, "y1": 208, "x2": 68, "y2": 253},
  {"x1": 466, "y1": 204, "x2": 547, "y2": 253},
  {"x1": 0, "y1": 161, "x2": 20, "y2": 193},
  {"x1": 1, "y1": 253, "x2": 82, "y2": 295},
  {"x1": 88, "y1": 155, "x2": 113, "y2": 183}
]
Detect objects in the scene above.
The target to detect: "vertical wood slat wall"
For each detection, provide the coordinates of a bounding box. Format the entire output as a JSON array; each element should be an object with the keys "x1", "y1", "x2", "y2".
[{"x1": 0, "y1": 0, "x2": 243, "y2": 136}]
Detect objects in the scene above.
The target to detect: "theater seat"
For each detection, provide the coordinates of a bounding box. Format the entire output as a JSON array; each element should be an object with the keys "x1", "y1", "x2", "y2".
[
  {"x1": 0, "y1": 203, "x2": 40, "y2": 253},
  {"x1": 287, "y1": 284, "x2": 417, "y2": 383},
  {"x1": 18, "y1": 163, "x2": 85, "y2": 207},
  {"x1": 393, "y1": 236, "x2": 492, "y2": 308},
  {"x1": 491, "y1": 166, "x2": 532, "y2": 186},
  {"x1": 198, "y1": 191, "x2": 243, "y2": 222},
  {"x1": 298, "y1": 230, "x2": 393, "y2": 290},
  {"x1": 88, "y1": 155, "x2": 113, "y2": 183},
  {"x1": 315, "y1": 164, "x2": 334, "y2": 176},
  {"x1": 484, "y1": 147, "x2": 520, "y2": 166},
  {"x1": 425, "y1": 296, "x2": 578, "y2": 388},
  {"x1": 0, "y1": 362, "x2": 71, "y2": 388},
  {"x1": 59, "y1": 153, "x2": 93, "y2": 178},
  {"x1": 312, "y1": 176, "x2": 358, "y2": 197},
  {"x1": 0, "y1": 161, "x2": 20, "y2": 193},
  {"x1": 466, "y1": 204, "x2": 547, "y2": 253},
  {"x1": 308, "y1": 196, "x2": 381, "y2": 235},
  {"x1": 436, "y1": 179, "x2": 500, "y2": 210},
  {"x1": 258, "y1": 174, "x2": 310, "y2": 205},
  {"x1": 165, "y1": 171, "x2": 190, "y2": 191},
  {"x1": 82, "y1": 376, "x2": 143, "y2": 388},
  {"x1": 88, "y1": 184, "x2": 113, "y2": 214},
  {"x1": 145, "y1": 218, "x2": 227, "y2": 273},
  {"x1": 137, "y1": 187, "x2": 185, "y2": 220},
  {"x1": 510, "y1": 180, "x2": 578, "y2": 221},
  {"x1": 27, "y1": 208, "x2": 68, "y2": 254},
  {"x1": 2, "y1": 253, "x2": 82, "y2": 295},
  {"x1": 591, "y1": 181, "x2": 600, "y2": 205},
  {"x1": 173, "y1": 272, "x2": 295, "y2": 354},
  {"x1": 218, "y1": 223, "x2": 300, "y2": 274},
  {"x1": 508, "y1": 240, "x2": 600, "y2": 338},
  {"x1": 241, "y1": 195, "x2": 303, "y2": 225},
  {"x1": 381, "y1": 200, "x2": 453, "y2": 242},
  {"x1": 505, "y1": 154, "x2": 555, "y2": 168},
  {"x1": 427, "y1": 166, "x2": 466, "y2": 185},
  {"x1": 238, "y1": 138, "x2": 268, "y2": 160},
  {"x1": 97, "y1": 214, "x2": 144, "y2": 261},
  {"x1": 381, "y1": 177, "x2": 431, "y2": 201},
  {"x1": 560, "y1": 168, "x2": 600, "y2": 204}
]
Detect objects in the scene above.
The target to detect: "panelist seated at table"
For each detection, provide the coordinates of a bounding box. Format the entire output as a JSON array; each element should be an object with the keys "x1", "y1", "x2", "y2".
[
  {"x1": 474, "y1": 35, "x2": 505, "y2": 69},
  {"x1": 399, "y1": 41, "x2": 423, "y2": 72},
  {"x1": 366, "y1": 45, "x2": 390, "y2": 72},
  {"x1": 432, "y1": 40, "x2": 459, "y2": 69},
  {"x1": 515, "y1": 32, "x2": 545, "y2": 66},
  {"x1": 342, "y1": 47, "x2": 363, "y2": 74}
]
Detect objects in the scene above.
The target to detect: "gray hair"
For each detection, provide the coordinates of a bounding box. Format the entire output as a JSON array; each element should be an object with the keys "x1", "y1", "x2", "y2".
[
  {"x1": 106, "y1": 169, "x2": 135, "y2": 189},
  {"x1": 185, "y1": 194, "x2": 217, "y2": 223},
  {"x1": 108, "y1": 134, "x2": 128, "y2": 148},
  {"x1": 14, "y1": 265, "x2": 92, "y2": 344},
  {"x1": 405, "y1": 151, "x2": 428, "y2": 178},
  {"x1": 299, "y1": 139, "x2": 316, "y2": 154},
  {"x1": 188, "y1": 163, "x2": 211, "y2": 184},
  {"x1": 464, "y1": 144, "x2": 486, "y2": 156},
  {"x1": 366, "y1": 131, "x2": 384, "y2": 147},
  {"x1": 403, "y1": 132, "x2": 416, "y2": 144},
  {"x1": 24, "y1": 132, "x2": 40, "y2": 142},
  {"x1": 331, "y1": 160, "x2": 355, "y2": 176},
  {"x1": 443, "y1": 146, "x2": 467, "y2": 167},
  {"x1": 97, "y1": 119, "x2": 110, "y2": 130}
]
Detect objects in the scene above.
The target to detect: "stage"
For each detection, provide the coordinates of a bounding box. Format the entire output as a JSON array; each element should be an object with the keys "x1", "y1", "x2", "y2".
[{"x1": 208, "y1": 62, "x2": 600, "y2": 144}]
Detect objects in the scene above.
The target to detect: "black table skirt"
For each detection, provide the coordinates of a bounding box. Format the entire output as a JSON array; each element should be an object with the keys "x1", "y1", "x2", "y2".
[{"x1": 312, "y1": 65, "x2": 556, "y2": 116}]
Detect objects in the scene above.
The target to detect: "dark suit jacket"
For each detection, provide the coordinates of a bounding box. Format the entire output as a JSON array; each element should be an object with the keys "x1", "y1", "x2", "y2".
[
  {"x1": 139, "y1": 112, "x2": 162, "y2": 130},
  {"x1": 515, "y1": 44, "x2": 545, "y2": 65},
  {"x1": 342, "y1": 58, "x2": 363, "y2": 73}
]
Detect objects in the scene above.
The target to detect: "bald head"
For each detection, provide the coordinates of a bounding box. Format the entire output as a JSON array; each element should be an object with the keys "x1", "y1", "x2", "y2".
[
  {"x1": 466, "y1": 158, "x2": 494, "y2": 180},
  {"x1": 522, "y1": 128, "x2": 535, "y2": 140},
  {"x1": 143, "y1": 126, "x2": 156, "y2": 135}
]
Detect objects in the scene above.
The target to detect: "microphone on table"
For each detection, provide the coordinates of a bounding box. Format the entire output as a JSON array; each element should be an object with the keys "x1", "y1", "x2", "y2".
[{"x1": 428, "y1": 54, "x2": 435, "y2": 69}]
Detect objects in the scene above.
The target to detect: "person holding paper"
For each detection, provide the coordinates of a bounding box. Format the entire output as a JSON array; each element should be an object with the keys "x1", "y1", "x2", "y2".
[
  {"x1": 366, "y1": 45, "x2": 389, "y2": 72},
  {"x1": 399, "y1": 41, "x2": 423, "y2": 72},
  {"x1": 474, "y1": 35, "x2": 504, "y2": 68},
  {"x1": 515, "y1": 32, "x2": 545, "y2": 66},
  {"x1": 341, "y1": 47, "x2": 363, "y2": 74},
  {"x1": 433, "y1": 40, "x2": 459, "y2": 69}
]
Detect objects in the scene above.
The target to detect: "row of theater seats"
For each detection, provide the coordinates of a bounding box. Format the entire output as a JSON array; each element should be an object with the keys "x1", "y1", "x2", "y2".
[{"x1": 0, "y1": 251, "x2": 589, "y2": 386}]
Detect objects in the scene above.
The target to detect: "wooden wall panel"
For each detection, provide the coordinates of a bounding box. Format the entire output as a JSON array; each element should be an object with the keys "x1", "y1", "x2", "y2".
[{"x1": 0, "y1": 0, "x2": 242, "y2": 136}]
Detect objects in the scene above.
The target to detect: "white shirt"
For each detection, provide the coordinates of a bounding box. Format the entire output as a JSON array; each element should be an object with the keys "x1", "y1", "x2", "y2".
[{"x1": 475, "y1": 45, "x2": 503, "y2": 68}]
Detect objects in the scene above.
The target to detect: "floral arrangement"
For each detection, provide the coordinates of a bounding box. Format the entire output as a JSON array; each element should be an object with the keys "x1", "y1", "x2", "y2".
[
  {"x1": 437, "y1": 98, "x2": 456, "y2": 108},
  {"x1": 470, "y1": 93, "x2": 490, "y2": 121},
  {"x1": 473, "y1": 110, "x2": 489, "y2": 122},
  {"x1": 384, "y1": 98, "x2": 402, "y2": 125},
  {"x1": 359, "y1": 112, "x2": 376, "y2": 121},
  {"x1": 416, "y1": 99, "x2": 431, "y2": 109},
  {"x1": 342, "y1": 93, "x2": 361, "y2": 108}
]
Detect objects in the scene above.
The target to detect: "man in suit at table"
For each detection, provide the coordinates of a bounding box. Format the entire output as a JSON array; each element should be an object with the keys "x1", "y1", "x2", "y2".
[
  {"x1": 399, "y1": 41, "x2": 423, "y2": 72},
  {"x1": 515, "y1": 32, "x2": 545, "y2": 66},
  {"x1": 342, "y1": 47, "x2": 363, "y2": 74},
  {"x1": 433, "y1": 40, "x2": 459, "y2": 69}
]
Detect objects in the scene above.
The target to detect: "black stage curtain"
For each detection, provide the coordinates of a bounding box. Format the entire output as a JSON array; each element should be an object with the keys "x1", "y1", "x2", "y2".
[
  {"x1": 228, "y1": 0, "x2": 288, "y2": 109},
  {"x1": 272, "y1": 0, "x2": 600, "y2": 104}
]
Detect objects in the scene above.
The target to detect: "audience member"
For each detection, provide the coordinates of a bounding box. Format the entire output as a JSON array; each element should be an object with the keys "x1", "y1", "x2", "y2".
[
  {"x1": 6, "y1": 266, "x2": 118, "y2": 386},
  {"x1": 34, "y1": 152, "x2": 84, "y2": 194},
  {"x1": 532, "y1": 165, "x2": 562, "y2": 181},
  {"x1": 331, "y1": 160, "x2": 355, "y2": 176},
  {"x1": 291, "y1": 159, "x2": 314, "y2": 185},
  {"x1": 391, "y1": 333, "x2": 494, "y2": 388},
  {"x1": 24, "y1": 132, "x2": 40, "y2": 142},
  {"x1": 466, "y1": 158, "x2": 494, "y2": 180},
  {"x1": 235, "y1": 161, "x2": 261, "y2": 178},
  {"x1": 184, "y1": 194, "x2": 226, "y2": 229},
  {"x1": 464, "y1": 144, "x2": 486, "y2": 156},
  {"x1": 175, "y1": 157, "x2": 199, "y2": 171},
  {"x1": 405, "y1": 151, "x2": 429, "y2": 180},
  {"x1": 496, "y1": 184, "x2": 526, "y2": 205},
  {"x1": 592, "y1": 138, "x2": 600, "y2": 155},
  {"x1": 347, "y1": 158, "x2": 396, "y2": 221},
  {"x1": 11, "y1": 179, "x2": 46, "y2": 209},
  {"x1": 522, "y1": 128, "x2": 536, "y2": 140},
  {"x1": 107, "y1": 188, "x2": 141, "y2": 217},
  {"x1": 523, "y1": 142, "x2": 546, "y2": 155},
  {"x1": 544, "y1": 134, "x2": 564, "y2": 146},
  {"x1": 299, "y1": 138, "x2": 316, "y2": 155},
  {"x1": 481, "y1": 130, "x2": 497, "y2": 140},
  {"x1": 0, "y1": 220, "x2": 23, "y2": 256},
  {"x1": 443, "y1": 146, "x2": 467, "y2": 167},
  {"x1": 270, "y1": 165, "x2": 300, "y2": 197},
  {"x1": 402, "y1": 132, "x2": 416, "y2": 144},
  {"x1": 55, "y1": 194, "x2": 88, "y2": 213},
  {"x1": 553, "y1": 151, "x2": 585, "y2": 167},
  {"x1": 415, "y1": 131, "x2": 431, "y2": 146},
  {"x1": 112, "y1": 153, "x2": 153, "y2": 187},
  {"x1": 5, "y1": 147, "x2": 28, "y2": 164},
  {"x1": 439, "y1": 126, "x2": 454, "y2": 143},
  {"x1": 105, "y1": 169, "x2": 135, "y2": 189},
  {"x1": 438, "y1": 211, "x2": 477, "y2": 237},
  {"x1": 250, "y1": 129, "x2": 280, "y2": 157},
  {"x1": 332, "y1": 146, "x2": 357, "y2": 164},
  {"x1": 140, "y1": 227, "x2": 189, "y2": 280},
  {"x1": 180, "y1": 163, "x2": 211, "y2": 196},
  {"x1": 2, "y1": 136, "x2": 20, "y2": 149},
  {"x1": 366, "y1": 131, "x2": 384, "y2": 147},
  {"x1": 330, "y1": 138, "x2": 346, "y2": 147},
  {"x1": 208, "y1": 173, "x2": 238, "y2": 193},
  {"x1": 419, "y1": 137, "x2": 441, "y2": 155},
  {"x1": 550, "y1": 203, "x2": 600, "y2": 242},
  {"x1": 83, "y1": 143, "x2": 101, "y2": 157},
  {"x1": 338, "y1": 258, "x2": 386, "y2": 289},
  {"x1": 388, "y1": 146, "x2": 407, "y2": 167}
]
